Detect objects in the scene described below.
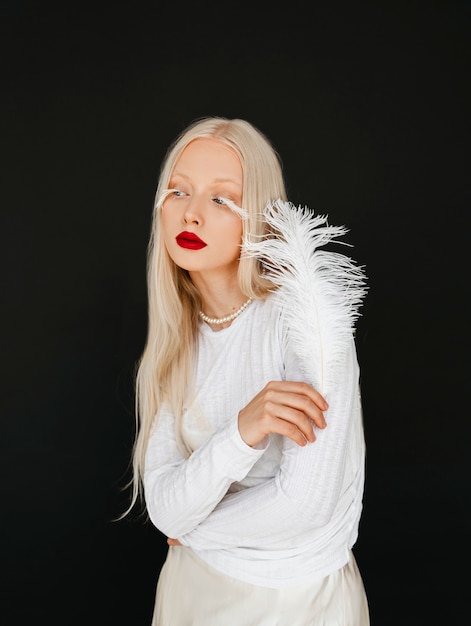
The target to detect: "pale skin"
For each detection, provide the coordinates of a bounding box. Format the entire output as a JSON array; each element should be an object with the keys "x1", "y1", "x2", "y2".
[{"x1": 161, "y1": 138, "x2": 328, "y2": 547}]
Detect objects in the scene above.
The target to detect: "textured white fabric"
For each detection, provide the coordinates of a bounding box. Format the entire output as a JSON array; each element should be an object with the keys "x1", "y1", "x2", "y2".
[
  {"x1": 152, "y1": 546, "x2": 370, "y2": 625},
  {"x1": 144, "y1": 294, "x2": 366, "y2": 589}
]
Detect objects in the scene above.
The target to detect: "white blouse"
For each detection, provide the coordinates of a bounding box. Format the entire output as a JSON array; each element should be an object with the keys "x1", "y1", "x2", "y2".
[{"x1": 144, "y1": 294, "x2": 366, "y2": 588}]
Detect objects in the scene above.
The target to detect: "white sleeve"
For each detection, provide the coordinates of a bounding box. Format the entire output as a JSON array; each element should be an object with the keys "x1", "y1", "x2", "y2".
[
  {"x1": 143, "y1": 404, "x2": 265, "y2": 538},
  {"x1": 178, "y1": 338, "x2": 363, "y2": 551}
]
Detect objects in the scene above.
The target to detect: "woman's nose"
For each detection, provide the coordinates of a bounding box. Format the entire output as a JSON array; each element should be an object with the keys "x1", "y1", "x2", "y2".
[{"x1": 183, "y1": 196, "x2": 203, "y2": 225}]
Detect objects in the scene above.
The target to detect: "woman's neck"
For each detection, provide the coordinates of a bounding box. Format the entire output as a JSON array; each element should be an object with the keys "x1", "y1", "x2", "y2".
[{"x1": 190, "y1": 270, "x2": 248, "y2": 329}]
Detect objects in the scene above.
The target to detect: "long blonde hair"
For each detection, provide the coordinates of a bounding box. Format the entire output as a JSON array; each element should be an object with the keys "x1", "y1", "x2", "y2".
[{"x1": 125, "y1": 117, "x2": 287, "y2": 516}]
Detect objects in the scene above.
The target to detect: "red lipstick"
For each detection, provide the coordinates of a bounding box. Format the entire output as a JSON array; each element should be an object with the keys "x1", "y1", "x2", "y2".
[{"x1": 176, "y1": 231, "x2": 207, "y2": 250}]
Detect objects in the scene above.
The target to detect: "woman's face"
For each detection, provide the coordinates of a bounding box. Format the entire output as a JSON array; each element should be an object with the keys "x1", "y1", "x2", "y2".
[{"x1": 161, "y1": 138, "x2": 244, "y2": 280}]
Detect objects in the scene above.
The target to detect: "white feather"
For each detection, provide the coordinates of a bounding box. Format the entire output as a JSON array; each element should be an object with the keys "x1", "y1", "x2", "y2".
[{"x1": 242, "y1": 199, "x2": 367, "y2": 394}]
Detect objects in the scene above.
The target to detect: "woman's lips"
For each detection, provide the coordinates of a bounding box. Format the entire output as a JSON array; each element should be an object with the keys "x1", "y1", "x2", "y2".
[{"x1": 176, "y1": 231, "x2": 207, "y2": 250}]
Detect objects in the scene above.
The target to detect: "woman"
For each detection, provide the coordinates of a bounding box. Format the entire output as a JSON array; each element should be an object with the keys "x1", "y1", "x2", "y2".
[{"x1": 127, "y1": 116, "x2": 370, "y2": 624}]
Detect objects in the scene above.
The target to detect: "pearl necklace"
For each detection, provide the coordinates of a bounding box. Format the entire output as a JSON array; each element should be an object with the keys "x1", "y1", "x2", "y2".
[{"x1": 199, "y1": 297, "x2": 253, "y2": 325}]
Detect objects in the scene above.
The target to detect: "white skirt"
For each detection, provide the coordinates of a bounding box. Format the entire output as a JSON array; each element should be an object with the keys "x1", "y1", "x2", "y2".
[{"x1": 152, "y1": 546, "x2": 370, "y2": 626}]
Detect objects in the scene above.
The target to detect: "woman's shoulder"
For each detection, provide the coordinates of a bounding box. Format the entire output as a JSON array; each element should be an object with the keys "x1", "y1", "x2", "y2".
[
  {"x1": 247, "y1": 292, "x2": 287, "y2": 341},
  {"x1": 252, "y1": 291, "x2": 283, "y2": 320}
]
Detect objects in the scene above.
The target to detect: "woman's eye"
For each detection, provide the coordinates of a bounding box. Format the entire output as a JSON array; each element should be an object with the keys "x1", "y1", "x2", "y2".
[
  {"x1": 213, "y1": 197, "x2": 226, "y2": 206},
  {"x1": 173, "y1": 189, "x2": 186, "y2": 197}
]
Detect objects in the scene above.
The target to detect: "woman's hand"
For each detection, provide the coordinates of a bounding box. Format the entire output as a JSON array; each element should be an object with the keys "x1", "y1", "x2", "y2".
[
  {"x1": 238, "y1": 380, "x2": 328, "y2": 448},
  {"x1": 167, "y1": 538, "x2": 182, "y2": 546}
]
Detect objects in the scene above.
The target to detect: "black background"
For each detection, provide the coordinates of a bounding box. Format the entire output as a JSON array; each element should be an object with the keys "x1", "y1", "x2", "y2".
[{"x1": 2, "y1": 1, "x2": 469, "y2": 625}]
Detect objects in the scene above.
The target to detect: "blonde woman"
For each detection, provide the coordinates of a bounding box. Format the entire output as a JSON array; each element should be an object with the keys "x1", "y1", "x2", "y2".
[{"x1": 126, "y1": 116, "x2": 370, "y2": 624}]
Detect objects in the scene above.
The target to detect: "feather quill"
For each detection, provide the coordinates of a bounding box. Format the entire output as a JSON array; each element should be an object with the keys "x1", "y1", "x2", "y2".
[{"x1": 242, "y1": 199, "x2": 367, "y2": 395}]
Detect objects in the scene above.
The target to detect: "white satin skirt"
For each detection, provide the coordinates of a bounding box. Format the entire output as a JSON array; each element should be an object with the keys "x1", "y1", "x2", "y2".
[{"x1": 151, "y1": 546, "x2": 370, "y2": 626}]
